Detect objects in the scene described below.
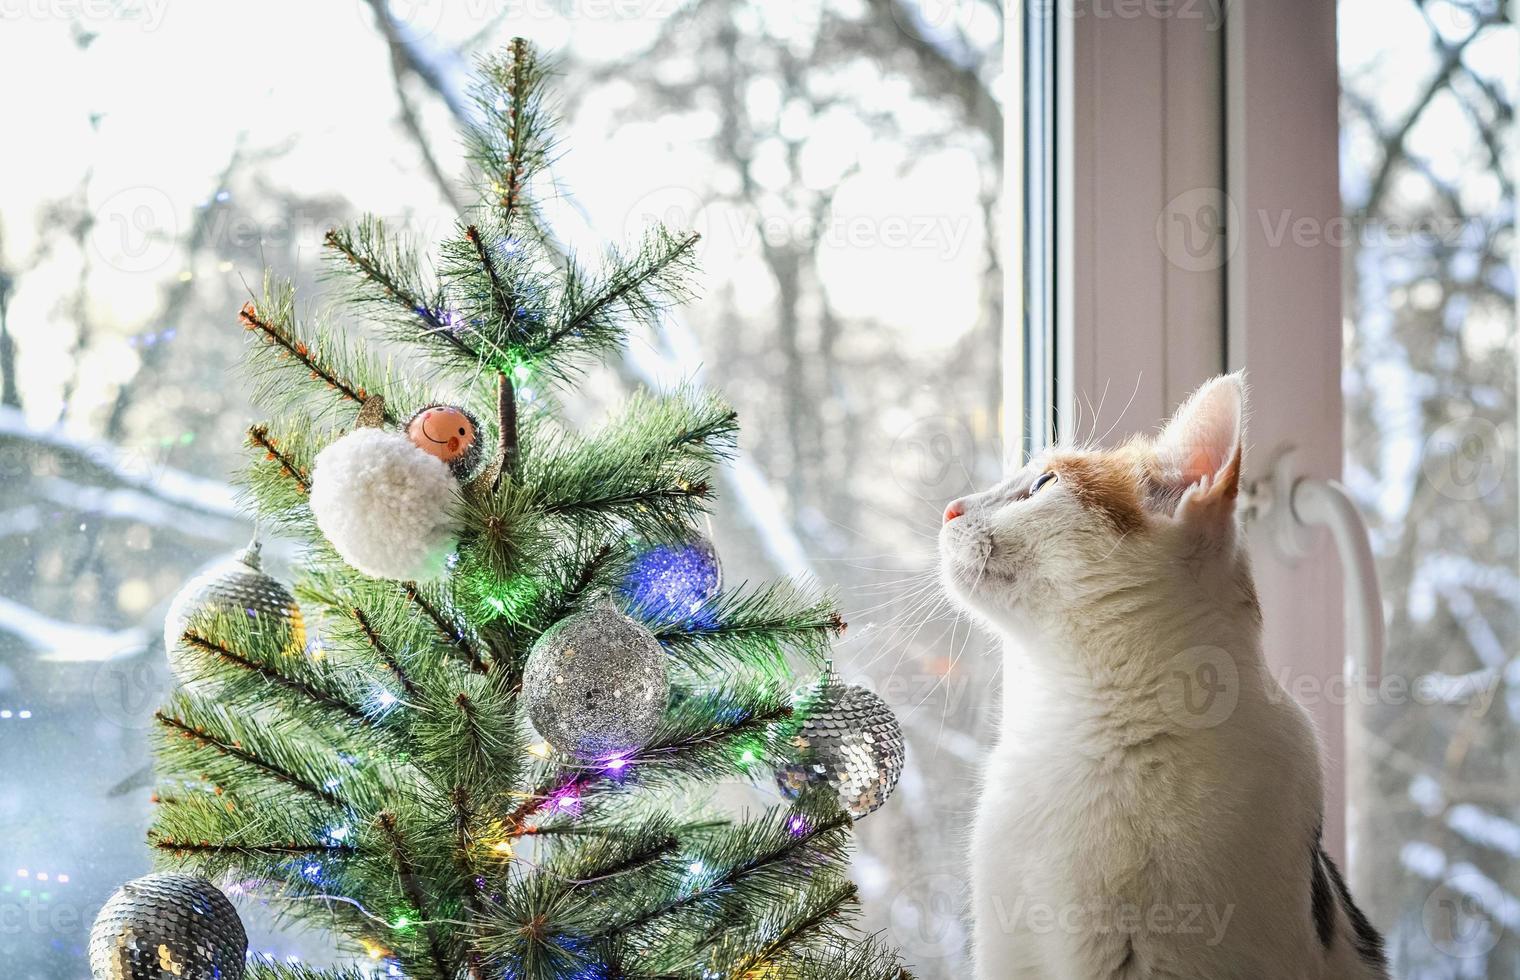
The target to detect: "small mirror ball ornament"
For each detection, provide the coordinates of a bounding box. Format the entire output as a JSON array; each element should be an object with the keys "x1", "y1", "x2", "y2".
[
  {"x1": 522, "y1": 600, "x2": 670, "y2": 759},
  {"x1": 163, "y1": 539, "x2": 305, "y2": 689},
  {"x1": 775, "y1": 669, "x2": 906, "y2": 819},
  {"x1": 88, "y1": 872, "x2": 247, "y2": 980}
]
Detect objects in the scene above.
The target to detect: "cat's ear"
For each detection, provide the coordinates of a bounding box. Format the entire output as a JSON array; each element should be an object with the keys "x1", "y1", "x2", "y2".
[{"x1": 1152, "y1": 372, "x2": 1245, "y2": 523}]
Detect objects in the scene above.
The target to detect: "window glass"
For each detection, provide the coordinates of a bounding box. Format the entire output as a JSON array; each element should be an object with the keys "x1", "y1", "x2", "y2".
[
  {"x1": 1339, "y1": 2, "x2": 1517, "y2": 974},
  {"x1": 0, "y1": 4, "x2": 1002, "y2": 976}
]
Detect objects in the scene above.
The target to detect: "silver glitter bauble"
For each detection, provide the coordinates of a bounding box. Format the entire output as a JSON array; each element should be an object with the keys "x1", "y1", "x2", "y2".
[
  {"x1": 523, "y1": 601, "x2": 670, "y2": 760},
  {"x1": 776, "y1": 671, "x2": 905, "y2": 819},
  {"x1": 88, "y1": 873, "x2": 247, "y2": 980},
  {"x1": 618, "y1": 528, "x2": 723, "y2": 619},
  {"x1": 163, "y1": 540, "x2": 305, "y2": 688}
]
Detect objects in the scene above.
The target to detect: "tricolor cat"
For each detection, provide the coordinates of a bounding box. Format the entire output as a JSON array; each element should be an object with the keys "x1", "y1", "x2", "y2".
[{"x1": 939, "y1": 374, "x2": 1390, "y2": 980}]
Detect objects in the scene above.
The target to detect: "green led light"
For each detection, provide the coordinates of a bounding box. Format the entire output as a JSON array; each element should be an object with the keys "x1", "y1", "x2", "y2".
[{"x1": 479, "y1": 574, "x2": 541, "y2": 622}]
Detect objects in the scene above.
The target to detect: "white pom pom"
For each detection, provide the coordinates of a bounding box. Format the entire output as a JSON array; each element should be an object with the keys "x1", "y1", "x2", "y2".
[{"x1": 309, "y1": 428, "x2": 459, "y2": 581}]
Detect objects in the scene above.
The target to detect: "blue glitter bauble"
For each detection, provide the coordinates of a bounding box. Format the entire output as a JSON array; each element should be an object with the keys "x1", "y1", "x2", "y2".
[{"x1": 619, "y1": 532, "x2": 723, "y2": 619}]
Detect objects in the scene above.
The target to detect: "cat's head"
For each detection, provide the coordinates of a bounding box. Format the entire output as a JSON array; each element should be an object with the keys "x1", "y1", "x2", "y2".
[{"x1": 939, "y1": 373, "x2": 1254, "y2": 640}]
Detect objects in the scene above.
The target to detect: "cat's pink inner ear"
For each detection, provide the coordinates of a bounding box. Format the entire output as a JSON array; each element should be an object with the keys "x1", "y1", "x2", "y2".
[{"x1": 1155, "y1": 374, "x2": 1245, "y2": 495}]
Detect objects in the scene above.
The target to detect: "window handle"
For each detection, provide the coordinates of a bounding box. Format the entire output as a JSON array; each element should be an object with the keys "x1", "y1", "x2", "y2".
[{"x1": 1241, "y1": 449, "x2": 1385, "y2": 686}]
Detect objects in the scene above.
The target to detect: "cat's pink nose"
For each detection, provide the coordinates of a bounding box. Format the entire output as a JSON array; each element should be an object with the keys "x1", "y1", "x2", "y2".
[{"x1": 943, "y1": 499, "x2": 966, "y2": 524}]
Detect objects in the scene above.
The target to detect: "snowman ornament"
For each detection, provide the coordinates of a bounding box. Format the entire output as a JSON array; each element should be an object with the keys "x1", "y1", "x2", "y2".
[{"x1": 309, "y1": 398, "x2": 483, "y2": 581}]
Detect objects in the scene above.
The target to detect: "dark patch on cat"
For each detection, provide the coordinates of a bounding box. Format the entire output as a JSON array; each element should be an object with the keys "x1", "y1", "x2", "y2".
[
  {"x1": 1309, "y1": 839, "x2": 1335, "y2": 948},
  {"x1": 1313, "y1": 824, "x2": 1390, "y2": 975}
]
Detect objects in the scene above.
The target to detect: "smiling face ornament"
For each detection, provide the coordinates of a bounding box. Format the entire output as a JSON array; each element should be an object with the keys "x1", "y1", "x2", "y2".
[{"x1": 405, "y1": 404, "x2": 484, "y2": 479}]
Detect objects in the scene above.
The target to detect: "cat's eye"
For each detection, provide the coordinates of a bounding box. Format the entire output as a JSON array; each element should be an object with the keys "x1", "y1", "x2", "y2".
[{"x1": 1029, "y1": 471, "x2": 1058, "y2": 496}]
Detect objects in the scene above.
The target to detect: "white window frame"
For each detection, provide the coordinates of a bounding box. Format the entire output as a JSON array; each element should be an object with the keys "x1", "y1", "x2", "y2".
[{"x1": 1008, "y1": 0, "x2": 1352, "y2": 861}]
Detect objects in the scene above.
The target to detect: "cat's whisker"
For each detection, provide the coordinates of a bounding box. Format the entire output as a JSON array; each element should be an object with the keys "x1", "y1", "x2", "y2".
[
  {"x1": 1088, "y1": 376, "x2": 1113, "y2": 448},
  {"x1": 1092, "y1": 371, "x2": 1144, "y2": 448},
  {"x1": 860, "y1": 587, "x2": 951, "y2": 673},
  {"x1": 908, "y1": 551, "x2": 991, "y2": 720},
  {"x1": 883, "y1": 590, "x2": 955, "y2": 674},
  {"x1": 868, "y1": 594, "x2": 947, "y2": 655},
  {"x1": 1095, "y1": 527, "x2": 1134, "y2": 563},
  {"x1": 828, "y1": 509, "x2": 943, "y2": 543},
  {"x1": 847, "y1": 580, "x2": 943, "y2": 620}
]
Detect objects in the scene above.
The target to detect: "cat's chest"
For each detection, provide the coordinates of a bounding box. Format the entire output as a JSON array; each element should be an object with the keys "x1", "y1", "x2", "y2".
[{"x1": 973, "y1": 726, "x2": 1220, "y2": 891}]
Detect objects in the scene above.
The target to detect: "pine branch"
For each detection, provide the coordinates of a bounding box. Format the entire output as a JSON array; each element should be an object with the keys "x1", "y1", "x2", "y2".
[
  {"x1": 449, "y1": 783, "x2": 489, "y2": 930},
  {"x1": 240, "y1": 420, "x2": 321, "y2": 538},
  {"x1": 404, "y1": 582, "x2": 491, "y2": 674},
  {"x1": 324, "y1": 219, "x2": 489, "y2": 368},
  {"x1": 651, "y1": 581, "x2": 845, "y2": 675},
  {"x1": 539, "y1": 542, "x2": 617, "y2": 625},
  {"x1": 466, "y1": 224, "x2": 516, "y2": 326},
  {"x1": 524, "y1": 387, "x2": 737, "y2": 539},
  {"x1": 153, "y1": 840, "x2": 351, "y2": 857},
  {"x1": 467, "y1": 39, "x2": 556, "y2": 234},
  {"x1": 472, "y1": 816, "x2": 687, "y2": 973},
  {"x1": 298, "y1": 571, "x2": 482, "y2": 696},
  {"x1": 411, "y1": 683, "x2": 526, "y2": 806},
  {"x1": 545, "y1": 230, "x2": 701, "y2": 351},
  {"x1": 377, "y1": 811, "x2": 456, "y2": 980},
  {"x1": 498, "y1": 37, "x2": 533, "y2": 225},
  {"x1": 727, "y1": 880, "x2": 860, "y2": 976},
  {"x1": 248, "y1": 424, "x2": 311, "y2": 492},
  {"x1": 493, "y1": 368, "x2": 519, "y2": 485},
  {"x1": 240, "y1": 297, "x2": 383, "y2": 419},
  {"x1": 541, "y1": 480, "x2": 711, "y2": 526},
  {"x1": 506, "y1": 770, "x2": 602, "y2": 837},
  {"x1": 247, "y1": 963, "x2": 374, "y2": 980},
  {"x1": 352, "y1": 606, "x2": 422, "y2": 700},
  {"x1": 698, "y1": 902, "x2": 911, "y2": 980},
  {"x1": 179, "y1": 630, "x2": 374, "y2": 727},
  {"x1": 595, "y1": 812, "x2": 852, "y2": 940},
  {"x1": 150, "y1": 791, "x2": 358, "y2": 881},
  {"x1": 515, "y1": 227, "x2": 702, "y2": 385},
  {"x1": 154, "y1": 709, "x2": 345, "y2": 809}
]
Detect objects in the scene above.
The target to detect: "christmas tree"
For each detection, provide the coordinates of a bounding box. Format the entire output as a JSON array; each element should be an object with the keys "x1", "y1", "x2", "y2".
[{"x1": 91, "y1": 39, "x2": 908, "y2": 980}]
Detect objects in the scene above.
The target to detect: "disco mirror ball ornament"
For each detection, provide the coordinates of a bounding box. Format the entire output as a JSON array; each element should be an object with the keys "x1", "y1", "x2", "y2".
[
  {"x1": 775, "y1": 670, "x2": 905, "y2": 819},
  {"x1": 163, "y1": 540, "x2": 305, "y2": 689},
  {"x1": 88, "y1": 873, "x2": 247, "y2": 980},
  {"x1": 618, "y1": 528, "x2": 722, "y2": 619},
  {"x1": 523, "y1": 600, "x2": 670, "y2": 759}
]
